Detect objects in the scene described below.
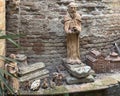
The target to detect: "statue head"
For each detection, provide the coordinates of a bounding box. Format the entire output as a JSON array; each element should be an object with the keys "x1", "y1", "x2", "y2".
[{"x1": 68, "y1": 2, "x2": 78, "y2": 13}]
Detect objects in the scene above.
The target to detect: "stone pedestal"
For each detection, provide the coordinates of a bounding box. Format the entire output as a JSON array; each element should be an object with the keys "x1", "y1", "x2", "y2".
[
  {"x1": 66, "y1": 75, "x2": 94, "y2": 84},
  {"x1": 16, "y1": 54, "x2": 28, "y2": 67},
  {"x1": 63, "y1": 59, "x2": 95, "y2": 84}
]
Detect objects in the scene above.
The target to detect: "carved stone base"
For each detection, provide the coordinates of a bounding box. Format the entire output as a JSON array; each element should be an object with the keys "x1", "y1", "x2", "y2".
[
  {"x1": 66, "y1": 75, "x2": 94, "y2": 84},
  {"x1": 63, "y1": 59, "x2": 93, "y2": 78},
  {"x1": 63, "y1": 59, "x2": 95, "y2": 84}
]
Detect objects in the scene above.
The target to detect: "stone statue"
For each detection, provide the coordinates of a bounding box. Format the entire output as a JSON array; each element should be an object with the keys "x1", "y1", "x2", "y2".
[
  {"x1": 5, "y1": 54, "x2": 19, "y2": 93},
  {"x1": 64, "y1": 2, "x2": 81, "y2": 64},
  {"x1": 63, "y1": 2, "x2": 95, "y2": 84}
]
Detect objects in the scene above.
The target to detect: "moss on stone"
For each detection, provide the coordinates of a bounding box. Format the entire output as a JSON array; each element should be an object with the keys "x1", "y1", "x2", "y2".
[{"x1": 43, "y1": 86, "x2": 68, "y2": 95}]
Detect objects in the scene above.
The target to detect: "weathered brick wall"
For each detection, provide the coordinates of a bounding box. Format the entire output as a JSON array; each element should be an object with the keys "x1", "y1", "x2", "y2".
[
  {"x1": 6, "y1": 0, "x2": 120, "y2": 69},
  {"x1": 0, "y1": 0, "x2": 5, "y2": 67},
  {"x1": 6, "y1": 0, "x2": 20, "y2": 54}
]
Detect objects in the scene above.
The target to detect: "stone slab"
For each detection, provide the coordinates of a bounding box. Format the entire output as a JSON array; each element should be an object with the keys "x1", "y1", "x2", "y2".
[
  {"x1": 66, "y1": 75, "x2": 94, "y2": 84},
  {"x1": 19, "y1": 69, "x2": 49, "y2": 82},
  {"x1": 63, "y1": 62, "x2": 92, "y2": 78},
  {"x1": 19, "y1": 62, "x2": 45, "y2": 75}
]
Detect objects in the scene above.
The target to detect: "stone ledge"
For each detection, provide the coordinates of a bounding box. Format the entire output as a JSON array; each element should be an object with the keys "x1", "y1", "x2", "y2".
[
  {"x1": 19, "y1": 85, "x2": 108, "y2": 95},
  {"x1": 110, "y1": 74, "x2": 120, "y2": 82},
  {"x1": 96, "y1": 77, "x2": 118, "y2": 86},
  {"x1": 19, "y1": 74, "x2": 120, "y2": 95}
]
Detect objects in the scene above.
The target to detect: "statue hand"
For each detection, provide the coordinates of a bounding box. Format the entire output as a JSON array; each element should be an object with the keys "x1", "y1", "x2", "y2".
[
  {"x1": 67, "y1": 30, "x2": 72, "y2": 34},
  {"x1": 73, "y1": 27, "x2": 80, "y2": 33}
]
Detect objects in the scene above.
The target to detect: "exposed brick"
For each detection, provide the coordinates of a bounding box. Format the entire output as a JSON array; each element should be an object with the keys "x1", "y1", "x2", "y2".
[
  {"x1": 32, "y1": 42, "x2": 45, "y2": 55},
  {"x1": 6, "y1": 0, "x2": 120, "y2": 67}
]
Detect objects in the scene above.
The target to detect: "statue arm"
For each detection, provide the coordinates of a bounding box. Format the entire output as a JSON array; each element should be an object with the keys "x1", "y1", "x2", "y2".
[
  {"x1": 64, "y1": 21, "x2": 71, "y2": 33},
  {"x1": 76, "y1": 20, "x2": 81, "y2": 32},
  {"x1": 75, "y1": 13, "x2": 82, "y2": 32}
]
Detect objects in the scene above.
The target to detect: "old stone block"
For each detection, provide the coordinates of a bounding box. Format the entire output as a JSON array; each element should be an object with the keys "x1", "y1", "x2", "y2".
[
  {"x1": 19, "y1": 69, "x2": 49, "y2": 82},
  {"x1": 19, "y1": 62, "x2": 45, "y2": 75}
]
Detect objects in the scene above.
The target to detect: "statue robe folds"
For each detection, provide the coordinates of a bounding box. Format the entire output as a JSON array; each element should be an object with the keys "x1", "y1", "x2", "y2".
[{"x1": 64, "y1": 13, "x2": 81, "y2": 64}]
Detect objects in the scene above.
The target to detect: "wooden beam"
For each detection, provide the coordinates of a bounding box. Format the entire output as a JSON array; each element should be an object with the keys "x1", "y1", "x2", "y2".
[{"x1": 0, "y1": 0, "x2": 5, "y2": 68}]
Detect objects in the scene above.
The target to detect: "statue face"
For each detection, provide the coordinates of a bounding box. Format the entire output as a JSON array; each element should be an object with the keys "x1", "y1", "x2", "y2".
[{"x1": 68, "y1": 6, "x2": 76, "y2": 13}]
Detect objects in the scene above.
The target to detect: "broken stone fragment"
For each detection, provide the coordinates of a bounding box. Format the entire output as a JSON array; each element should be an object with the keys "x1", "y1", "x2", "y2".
[
  {"x1": 30, "y1": 79, "x2": 40, "y2": 91},
  {"x1": 16, "y1": 54, "x2": 28, "y2": 67},
  {"x1": 41, "y1": 78, "x2": 49, "y2": 89}
]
